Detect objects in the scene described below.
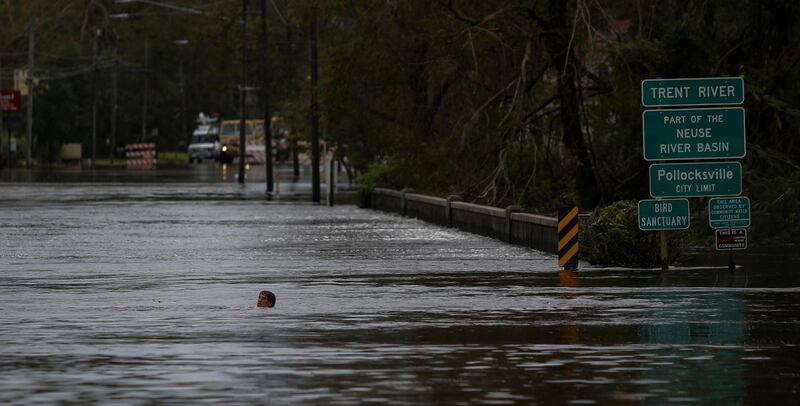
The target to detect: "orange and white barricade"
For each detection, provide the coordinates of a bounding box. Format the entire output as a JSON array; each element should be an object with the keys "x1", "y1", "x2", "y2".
[{"x1": 125, "y1": 143, "x2": 157, "y2": 169}]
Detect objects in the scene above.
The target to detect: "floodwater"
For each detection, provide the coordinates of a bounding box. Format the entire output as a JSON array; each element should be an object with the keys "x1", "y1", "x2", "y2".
[{"x1": 1, "y1": 169, "x2": 799, "y2": 405}]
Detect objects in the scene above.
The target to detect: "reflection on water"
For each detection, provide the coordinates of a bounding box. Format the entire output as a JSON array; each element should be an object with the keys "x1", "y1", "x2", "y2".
[
  {"x1": 641, "y1": 291, "x2": 746, "y2": 405},
  {"x1": 0, "y1": 164, "x2": 351, "y2": 186},
  {"x1": 1, "y1": 181, "x2": 799, "y2": 404}
]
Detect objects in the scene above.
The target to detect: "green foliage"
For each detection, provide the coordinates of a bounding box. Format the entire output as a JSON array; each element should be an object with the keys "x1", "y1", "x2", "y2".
[
  {"x1": 3, "y1": 0, "x2": 800, "y2": 248},
  {"x1": 156, "y1": 151, "x2": 189, "y2": 169},
  {"x1": 752, "y1": 174, "x2": 800, "y2": 243},
  {"x1": 1, "y1": 0, "x2": 303, "y2": 162},
  {"x1": 33, "y1": 77, "x2": 88, "y2": 163},
  {"x1": 356, "y1": 162, "x2": 391, "y2": 208},
  {"x1": 355, "y1": 159, "x2": 430, "y2": 208},
  {"x1": 582, "y1": 201, "x2": 684, "y2": 267},
  {"x1": 746, "y1": 153, "x2": 800, "y2": 243}
]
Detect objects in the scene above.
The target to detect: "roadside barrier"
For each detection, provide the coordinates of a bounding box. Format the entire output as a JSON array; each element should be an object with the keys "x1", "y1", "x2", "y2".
[
  {"x1": 371, "y1": 187, "x2": 559, "y2": 255},
  {"x1": 558, "y1": 206, "x2": 580, "y2": 270},
  {"x1": 125, "y1": 143, "x2": 157, "y2": 169}
]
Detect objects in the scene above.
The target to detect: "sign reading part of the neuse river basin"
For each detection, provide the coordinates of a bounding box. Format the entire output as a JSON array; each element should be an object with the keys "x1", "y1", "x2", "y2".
[
  {"x1": 709, "y1": 196, "x2": 751, "y2": 229},
  {"x1": 642, "y1": 107, "x2": 745, "y2": 161},
  {"x1": 638, "y1": 198, "x2": 690, "y2": 231},
  {"x1": 641, "y1": 77, "x2": 744, "y2": 107},
  {"x1": 649, "y1": 162, "x2": 742, "y2": 198}
]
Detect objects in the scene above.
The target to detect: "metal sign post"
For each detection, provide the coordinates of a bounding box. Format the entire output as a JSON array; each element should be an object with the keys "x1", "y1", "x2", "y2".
[{"x1": 1, "y1": 89, "x2": 22, "y2": 170}]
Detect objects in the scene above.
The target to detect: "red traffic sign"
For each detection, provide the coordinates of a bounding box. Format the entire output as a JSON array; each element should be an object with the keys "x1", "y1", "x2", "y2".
[
  {"x1": 715, "y1": 228, "x2": 747, "y2": 250},
  {"x1": 1, "y1": 89, "x2": 21, "y2": 112}
]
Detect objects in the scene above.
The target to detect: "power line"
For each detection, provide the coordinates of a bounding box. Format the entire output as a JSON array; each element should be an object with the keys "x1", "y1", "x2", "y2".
[
  {"x1": 0, "y1": 57, "x2": 137, "y2": 81},
  {"x1": 37, "y1": 51, "x2": 96, "y2": 61}
]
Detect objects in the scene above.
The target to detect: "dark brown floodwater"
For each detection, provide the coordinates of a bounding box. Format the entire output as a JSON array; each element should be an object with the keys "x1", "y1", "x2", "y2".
[{"x1": 1, "y1": 171, "x2": 798, "y2": 404}]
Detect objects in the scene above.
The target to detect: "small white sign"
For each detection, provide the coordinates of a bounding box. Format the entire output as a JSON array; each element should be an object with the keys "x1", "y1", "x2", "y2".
[{"x1": 14, "y1": 69, "x2": 28, "y2": 96}]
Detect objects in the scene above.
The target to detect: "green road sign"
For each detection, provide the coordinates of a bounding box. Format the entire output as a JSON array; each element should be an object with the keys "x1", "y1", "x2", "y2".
[
  {"x1": 649, "y1": 162, "x2": 742, "y2": 198},
  {"x1": 709, "y1": 197, "x2": 750, "y2": 229},
  {"x1": 643, "y1": 107, "x2": 745, "y2": 161},
  {"x1": 641, "y1": 77, "x2": 744, "y2": 107},
  {"x1": 638, "y1": 199, "x2": 690, "y2": 231}
]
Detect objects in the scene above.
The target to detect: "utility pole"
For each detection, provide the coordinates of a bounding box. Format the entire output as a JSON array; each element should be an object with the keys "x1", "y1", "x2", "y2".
[
  {"x1": 91, "y1": 27, "x2": 100, "y2": 170},
  {"x1": 141, "y1": 36, "x2": 148, "y2": 142},
  {"x1": 309, "y1": 9, "x2": 320, "y2": 202},
  {"x1": 110, "y1": 52, "x2": 118, "y2": 164},
  {"x1": 26, "y1": 19, "x2": 34, "y2": 168},
  {"x1": 261, "y1": 0, "x2": 273, "y2": 193},
  {"x1": 327, "y1": 150, "x2": 335, "y2": 206},
  {"x1": 660, "y1": 230, "x2": 668, "y2": 271},
  {"x1": 285, "y1": 15, "x2": 299, "y2": 180},
  {"x1": 1, "y1": 54, "x2": 4, "y2": 170},
  {"x1": 179, "y1": 62, "x2": 187, "y2": 147},
  {"x1": 238, "y1": 0, "x2": 248, "y2": 184}
]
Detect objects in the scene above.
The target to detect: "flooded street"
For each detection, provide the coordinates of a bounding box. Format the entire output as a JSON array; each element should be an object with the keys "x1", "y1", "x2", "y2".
[{"x1": 1, "y1": 173, "x2": 799, "y2": 404}]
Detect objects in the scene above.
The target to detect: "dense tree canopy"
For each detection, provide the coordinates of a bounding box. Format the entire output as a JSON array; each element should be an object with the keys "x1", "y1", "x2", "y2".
[
  {"x1": 309, "y1": 1, "x2": 799, "y2": 213},
  {"x1": 1, "y1": 1, "x2": 799, "y2": 235}
]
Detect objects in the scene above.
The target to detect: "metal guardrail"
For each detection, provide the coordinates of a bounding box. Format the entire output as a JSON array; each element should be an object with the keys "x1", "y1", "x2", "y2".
[{"x1": 371, "y1": 187, "x2": 558, "y2": 254}]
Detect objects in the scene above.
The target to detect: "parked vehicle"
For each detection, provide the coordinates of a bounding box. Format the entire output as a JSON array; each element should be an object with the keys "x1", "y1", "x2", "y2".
[
  {"x1": 188, "y1": 114, "x2": 220, "y2": 163},
  {"x1": 218, "y1": 119, "x2": 265, "y2": 165}
]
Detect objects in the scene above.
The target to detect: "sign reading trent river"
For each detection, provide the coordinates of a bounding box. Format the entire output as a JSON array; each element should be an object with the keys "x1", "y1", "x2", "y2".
[
  {"x1": 641, "y1": 77, "x2": 744, "y2": 107},
  {"x1": 638, "y1": 198, "x2": 690, "y2": 231},
  {"x1": 649, "y1": 162, "x2": 742, "y2": 198},
  {"x1": 643, "y1": 107, "x2": 745, "y2": 161}
]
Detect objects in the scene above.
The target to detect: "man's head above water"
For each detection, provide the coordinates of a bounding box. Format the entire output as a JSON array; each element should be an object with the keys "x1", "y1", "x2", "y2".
[{"x1": 257, "y1": 290, "x2": 276, "y2": 308}]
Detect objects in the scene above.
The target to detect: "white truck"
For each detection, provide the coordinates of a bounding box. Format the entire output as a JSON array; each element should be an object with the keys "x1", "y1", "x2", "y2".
[{"x1": 188, "y1": 114, "x2": 220, "y2": 163}]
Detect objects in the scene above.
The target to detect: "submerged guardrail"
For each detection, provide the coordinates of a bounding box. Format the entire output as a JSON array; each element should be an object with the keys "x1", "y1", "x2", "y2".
[{"x1": 371, "y1": 187, "x2": 558, "y2": 254}]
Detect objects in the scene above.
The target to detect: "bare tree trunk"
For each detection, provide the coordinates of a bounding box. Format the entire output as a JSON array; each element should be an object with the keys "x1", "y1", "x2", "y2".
[
  {"x1": 284, "y1": 10, "x2": 300, "y2": 180},
  {"x1": 261, "y1": 0, "x2": 274, "y2": 193},
  {"x1": 309, "y1": 10, "x2": 320, "y2": 202},
  {"x1": 544, "y1": 0, "x2": 599, "y2": 209}
]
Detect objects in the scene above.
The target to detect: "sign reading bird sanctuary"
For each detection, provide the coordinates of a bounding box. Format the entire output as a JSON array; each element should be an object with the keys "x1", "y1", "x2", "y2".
[
  {"x1": 641, "y1": 77, "x2": 744, "y2": 107},
  {"x1": 642, "y1": 107, "x2": 745, "y2": 161},
  {"x1": 638, "y1": 199, "x2": 690, "y2": 231},
  {"x1": 649, "y1": 162, "x2": 742, "y2": 198}
]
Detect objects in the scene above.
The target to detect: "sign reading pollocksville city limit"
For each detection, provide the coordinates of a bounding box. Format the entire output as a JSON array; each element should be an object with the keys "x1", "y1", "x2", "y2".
[
  {"x1": 643, "y1": 107, "x2": 745, "y2": 161},
  {"x1": 649, "y1": 162, "x2": 742, "y2": 198},
  {"x1": 641, "y1": 77, "x2": 744, "y2": 107}
]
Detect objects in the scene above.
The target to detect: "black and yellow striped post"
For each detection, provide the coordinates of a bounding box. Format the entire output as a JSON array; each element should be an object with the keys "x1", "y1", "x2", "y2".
[{"x1": 558, "y1": 206, "x2": 579, "y2": 270}]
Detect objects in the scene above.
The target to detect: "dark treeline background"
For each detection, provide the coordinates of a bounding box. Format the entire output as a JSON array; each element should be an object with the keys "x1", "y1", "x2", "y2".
[{"x1": 1, "y1": 0, "x2": 798, "y2": 238}]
